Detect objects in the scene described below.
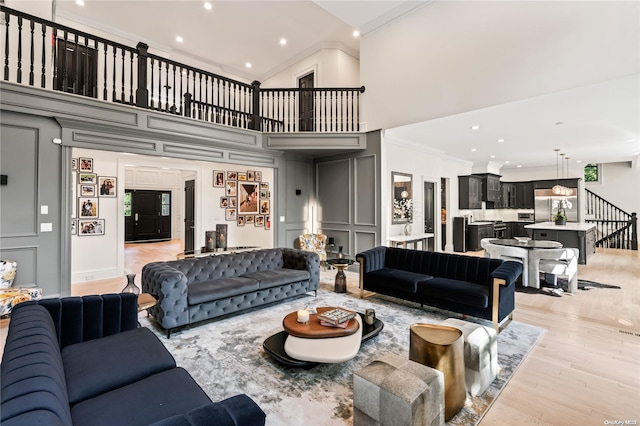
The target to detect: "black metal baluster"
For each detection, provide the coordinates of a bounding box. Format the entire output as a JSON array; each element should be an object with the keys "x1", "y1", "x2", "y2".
[
  {"x1": 179, "y1": 66, "x2": 183, "y2": 114},
  {"x1": 72, "y1": 34, "x2": 79, "y2": 93},
  {"x1": 198, "y1": 72, "x2": 202, "y2": 118},
  {"x1": 120, "y1": 48, "x2": 125, "y2": 102},
  {"x1": 3, "y1": 12, "x2": 9, "y2": 81},
  {"x1": 157, "y1": 60, "x2": 162, "y2": 110},
  {"x1": 165, "y1": 63, "x2": 170, "y2": 112},
  {"x1": 186, "y1": 69, "x2": 191, "y2": 117},
  {"x1": 356, "y1": 91, "x2": 360, "y2": 131},
  {"x1": 52, "y1": 28, "x2": 58, "y2": 89},
  {"x1": 111, "y1": 45, "x2": 116, "y2": 101},
  {"x1": 83, "y1": 37, "x2": 89, "y2": 96},
  {"x1": 172, "y1": 64, "x2": 177, "y2": 113},
  {"x1": 149, "y1": 58, "x2": 155, "y2": 109},
  {"x1": 40, "y1": 23, "x2": 46, "y2": 88},
  {"x1": 129, "y1": 50, "x2": 134, "y2": 103},
  {"x1": 29, "y1": 20, "x2": 34, "y2": 86},
  {"x1": 17, "y1": 16, "x2": 23, "y2": 83},
  {"x1": 102, "y1": 42, "x2": 107, "y2": 100}
]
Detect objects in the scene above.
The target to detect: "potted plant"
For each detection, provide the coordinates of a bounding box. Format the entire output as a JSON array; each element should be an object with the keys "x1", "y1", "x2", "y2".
[{"x1": 552, "y1": 198, "x2": 571, "y2": 225}]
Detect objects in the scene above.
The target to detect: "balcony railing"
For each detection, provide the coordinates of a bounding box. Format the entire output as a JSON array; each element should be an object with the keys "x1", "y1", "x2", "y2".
[
  {"x1": 585, "y1": 189, "x2": 637, "y2": 250},
  {"x1": 1, "y1": 5, "x2": 364, "y2": 133}
]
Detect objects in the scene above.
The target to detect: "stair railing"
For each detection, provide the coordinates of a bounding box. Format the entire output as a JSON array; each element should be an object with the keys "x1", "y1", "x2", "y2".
[{"x1": 585, "y1": 189, "x2": 637, "y2": 250}]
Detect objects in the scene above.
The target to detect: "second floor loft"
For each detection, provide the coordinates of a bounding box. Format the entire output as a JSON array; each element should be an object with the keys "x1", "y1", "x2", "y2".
[{"x1": 1, "y1": 6, "x2": 365, "y2": 134}]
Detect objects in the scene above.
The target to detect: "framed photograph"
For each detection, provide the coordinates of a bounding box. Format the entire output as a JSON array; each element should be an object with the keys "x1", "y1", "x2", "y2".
[
  {"x1": 260, "y1": 190, "x2": 269, "y2": 199},
  {"x1": 247, "y1": 170, "x2": 255, "y2": 181},
  {"x1": 226, "y1": 171, "x2": 237, "y2": 181},
  {"x1": 255, "y1": 215, "x2": 265, "y2": 227},
  {"x1": 260, "y1": 182, "x2": 269, "y2": 191},
  {"x1": 79, "y1": 157, "x2": 93, "y2": 172},
  {"x1": 79, "y1": 173, "x2": 97, "y2": 185},
  {"x1": 98, "y1": 176, "x2": 116, "y2": 197},
  {"x1": 71, "y1": 158, "x2": 78, "y2": 171},
  {"x1": 71, "y1": 220, "x2": 77, "y2": 235},
  {"x1": 245, "y1": 215, "x2": 255, "y2": 224},
  {"x1": 265, "y1": 216, "x2": 271, "y2": 230},
  {"x1": 237, "y1": 216, "x2": 245, "y2": 226},
  {"x1": 78, "y1": 219, "x2": 105, "y2": 236},
  {"x1": 237, "y1": 172, "x2": 247, "y2": 181},
  {"x1": 229, "y1": 197, "x2": 237, "y2": 208},
  {"x1": 213, "y1": 171, "x2": 225, "y2": 187},
  {"x1": 78, "y1": 197, "x2": 98, "y2": 218},
  {"x1": 79, "y1": 184, "x2": 96, "y2": 197},
  {"x1": 225, "y1": 208, "x2": 237, "y2": 221},
  {"x1": 220, "y1": 196, "x2": 229, "y2": 208},
  {"x1": 260, "y1": 199, "x2": 270, "y2": 215},
  {"x1": 239, "y1": 183, "x2": 259, "y2": 213},
  {"x1": 225, "y1": 180, "x2": 237, "y2": 197},
  {"x1": 255, "y1": 171, "x2": 262, "y2": 182}
]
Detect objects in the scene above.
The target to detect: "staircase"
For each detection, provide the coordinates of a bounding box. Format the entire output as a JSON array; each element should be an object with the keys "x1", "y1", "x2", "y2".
[{"x1": 585, "y1": 189, "x2": 637, "y2": 250}]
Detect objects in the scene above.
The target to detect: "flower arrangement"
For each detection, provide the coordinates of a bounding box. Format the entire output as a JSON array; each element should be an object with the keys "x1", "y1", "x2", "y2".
[
  {"x1": 393, "y1": 197, "x2": 413, "y2": 223},
  {"x1": 552, "y1": 198, "x2": 572, "y2": 225}
]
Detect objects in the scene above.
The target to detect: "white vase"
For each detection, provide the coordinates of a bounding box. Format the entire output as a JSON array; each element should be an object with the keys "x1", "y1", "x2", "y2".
[{"x1": 403, "y1": 223, "x2": 412, "y2": 235}]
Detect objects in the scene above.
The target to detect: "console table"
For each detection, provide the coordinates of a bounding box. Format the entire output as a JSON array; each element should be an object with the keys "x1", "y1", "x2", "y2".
[{"x1": 388, "y1": 233, "x2": 434, "y2": 250}]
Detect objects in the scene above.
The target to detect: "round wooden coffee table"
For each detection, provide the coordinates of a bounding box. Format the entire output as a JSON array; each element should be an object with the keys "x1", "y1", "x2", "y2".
[{"x1": 282, "y1": 306, "x2": 359, "y2": 338}]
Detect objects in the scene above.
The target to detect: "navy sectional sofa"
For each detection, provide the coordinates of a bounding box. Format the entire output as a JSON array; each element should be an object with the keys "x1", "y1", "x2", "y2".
[
  {"x1": 0, "y1": 294, "x2": 265, "y2": 426},
  {"x1": 356, "y1": 247, "x2": 523, "y2": 332},
  {"x1": 142, "y1": 248, "x2": 320, "y2": 337}
]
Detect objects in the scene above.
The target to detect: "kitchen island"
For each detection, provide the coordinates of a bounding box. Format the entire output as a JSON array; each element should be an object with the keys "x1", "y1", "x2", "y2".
[{"x1": 525, "y1": 222, "x2": 596, "y2": 264}]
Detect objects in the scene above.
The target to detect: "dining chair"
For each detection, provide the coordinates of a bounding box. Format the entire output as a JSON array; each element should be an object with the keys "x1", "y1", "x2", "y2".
[
  {"x1": 531, "y1": 248, "x2": 579, "y2": 293},
  {"x1": 483, "y1": 242, "x2": 529, "y2": 287}
]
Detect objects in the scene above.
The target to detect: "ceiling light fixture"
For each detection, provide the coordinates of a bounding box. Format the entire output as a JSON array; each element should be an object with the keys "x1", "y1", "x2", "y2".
[
  {"x1": 75, "y1": 0, "x2": 85, "y2": 6},
  {"x1": 353, "y1": 30, "x2": 360, "y2": 37},
  {"x1": 517, "y1": 165, "x2": 522, "y2": 168},
  {"x1": 280, "y1": 38, "x2": 287, "y2": 46},
  {"x1": 505, "y1": 160, "x2": 510, "y2": 164},
  {"x1": 245, "y1": 62, "x2": 252, "y2": 68},
  {"x1": 470, "y1": 125, "x2": 480, "y2": 130},
  {"x1": 490, "y1": 155, "x2": 496, "y2": 159},
  {"x1": 204, "y1": 2, "x2": 212, "y2": 10},
  {"x1": 176, "y1": 36, "x2": 183, "y2": 43},
  {"x1": 471, "y1": 148, "x2": 477, "y2": 152},
  {"x1": 497, "y1": 139, "x2": 505, "y2": 143},
  {"x1": 551, "y1": 149, "x2": 570, "y2": 196}
]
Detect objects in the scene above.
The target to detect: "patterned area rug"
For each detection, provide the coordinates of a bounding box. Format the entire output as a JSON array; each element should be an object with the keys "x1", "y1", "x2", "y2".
[{"x1": 140, "y1": 275, "x2": 545, "y2": 426}]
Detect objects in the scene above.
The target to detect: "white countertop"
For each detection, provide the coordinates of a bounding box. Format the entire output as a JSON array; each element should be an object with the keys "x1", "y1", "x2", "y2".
[
  {"x1": 388, "y1": 233, "x2": 435, "y2": 242},
  {"x1": 525, "y1": 222, "x2": 596, "y2": 231}
]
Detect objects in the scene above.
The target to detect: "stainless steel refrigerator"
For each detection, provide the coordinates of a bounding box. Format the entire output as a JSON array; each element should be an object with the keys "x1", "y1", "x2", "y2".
[{"x1": 534, "y1": 188, "x2": 578, "y2": 223}]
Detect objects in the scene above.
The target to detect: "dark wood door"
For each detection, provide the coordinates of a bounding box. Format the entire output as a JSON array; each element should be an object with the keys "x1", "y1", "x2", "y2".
[
  {"x1": 298, "y1": 72, "x2": 314, "y2": 132},
  {"x1": 184, "y1": 180, "x2": 195, "y2": 254},
  {"x1": 124, "y1": 190, "x2": 171, "y2": 242},
  {"x1": 55, "y1": 38, "x2": 98, "y2": 98}
]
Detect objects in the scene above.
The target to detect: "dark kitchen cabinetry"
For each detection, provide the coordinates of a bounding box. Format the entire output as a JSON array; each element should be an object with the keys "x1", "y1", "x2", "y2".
[
  {"x1": 514, "y1": 182, "x2": 534, "y2": 209},
  {"x1": 458, "y1": 175, "x2": 483, "y2": 209},
  {"x1": 476, "y1": 173, "x2": 501, "y2": 204},
  {"x1": 467, "y1": 223, "x2": 494, "y2": 251},
  {"x1": 501, "y1": 183, "x2": 517, "y2": 209}
]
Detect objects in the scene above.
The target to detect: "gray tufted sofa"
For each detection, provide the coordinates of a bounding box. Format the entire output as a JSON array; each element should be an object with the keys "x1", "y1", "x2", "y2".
[{"x1": 142, "y1": 248, "x2": 320, "y2": 337}]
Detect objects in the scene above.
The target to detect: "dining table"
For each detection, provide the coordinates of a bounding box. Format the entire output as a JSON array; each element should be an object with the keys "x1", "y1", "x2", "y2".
[{"x1": 483, "y1": 238, "x2": 564, "y2": 289}]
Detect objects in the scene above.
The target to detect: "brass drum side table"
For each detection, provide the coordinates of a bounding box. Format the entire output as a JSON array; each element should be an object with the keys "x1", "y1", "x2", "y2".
[{"x1": 409, "y1": 323, "x2": 466, "y2": 421}]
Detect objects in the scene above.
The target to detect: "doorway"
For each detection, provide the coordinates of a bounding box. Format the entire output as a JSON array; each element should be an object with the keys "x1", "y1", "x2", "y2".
[
  {"x1": 424, "y1": 181, "x2": 435, "y2": 251},
  {"x1": 124, "y1": 189, "x2": 171, "y2": 242},
  {"x1": 184, "y1": 179, "x2": 195, "y2": 254},
  {"x1": 298, "y1": 72, "x2": 314, "y2": 132}
]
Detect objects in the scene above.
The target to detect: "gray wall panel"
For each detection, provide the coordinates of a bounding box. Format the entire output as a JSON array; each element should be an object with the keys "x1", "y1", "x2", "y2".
[
  {"x1": 354, "y1": 154, "x2": 376, "y2": 226},
  {"x1": 322, "y1": 229, "x2": 351, "y2": 256},
  {"x1": 355, "y1": 231, "x2": 377, "y2": 254},
  {"x1": 146, "y1": 115, "x2": 259, "y2": 147},
  {"x1": 0, "y1": 246, "x2": 37, "y2": 287},
  {"x1": 317, "y1": 159, "x2": 350, "y2": 224}
]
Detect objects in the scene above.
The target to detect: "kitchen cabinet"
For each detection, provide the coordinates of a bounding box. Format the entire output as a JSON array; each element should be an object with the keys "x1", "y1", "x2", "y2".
[
  {"x1": 467, "y1": 223, "x2": 494, "y2": 251},
  {"x1": 477, "y1": 173, "x2": 501, "y2": 204},
  {"x1": 501, "y1": 183, "x2": 517, "y2": 209},
  {"x1": 458, "y1": 175, "x2": 483, "y2": 209},
  {"x1": 515, "y1": 182, "x2": 534, "y2": 209}
]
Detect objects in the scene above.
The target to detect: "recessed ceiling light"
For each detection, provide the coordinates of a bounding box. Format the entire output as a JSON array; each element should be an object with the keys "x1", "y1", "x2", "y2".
[
  {"x1": 471, "y1": 148, "x2": 477, "y2": 152},
  {"x1": 280, "y1": 38, "x2": 287, "y2": 46},
  {"x1": 204, "y1": 2, "x2": 212, "y2": 10},
  {"x1": 517, "y1": 165, "x2": 522, "y2": 168},
  {"x1": 576, "y1": 160, "x2": 582, "y2": 163},
  {"x1": 353, "y1": 30, "x2": 360, "y2": 37},
  {"x1": 497, "y1": 139, "x2": 505, "y2": 143},
  {"x1": 75, "y1": 0, "x2": 84, "y2": 6},
  {"x1": 490, "y1": 155, "x2": 496, "y2": 159},
  {"x1": 245, "y1": 62, "x2": 252, "y2": 68},
  {"x1": 176, "y1": 36, "x2": 183, "y2": 43},
  {"x1": 470, "y1": 125, "x2": 480, "y2": 130},
  {"x1": 505, "y1": 160, "x2": 510, "y2": 164}
]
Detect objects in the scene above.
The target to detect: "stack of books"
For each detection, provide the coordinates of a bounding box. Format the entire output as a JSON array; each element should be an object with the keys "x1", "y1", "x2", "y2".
[{"x1": 318, "y1": 308, "x2": 355, "y2": 328}]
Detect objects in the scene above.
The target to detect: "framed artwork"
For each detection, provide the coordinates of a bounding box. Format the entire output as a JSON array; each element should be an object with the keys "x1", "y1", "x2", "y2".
[
  {"x1": 71, "y1": 158, "x2": 78, "y2": 171},
  {"x1": 78, "y1": 197, "x2": 98, "y2": 218},
  {"x1": 71, "y1": 220, "x2": 77, "y2": 235},
  {"x1": 260, "y1": 190, "x2": 269, "y2": 199},
  {"x1": 226, "y1": 180, "x2": 237, "y2": 197},
  {"x1": 79, "y1": 184, "x2": 96, "y2": 197},
  {"x1": 98, "y1": 176, "x2": 116, "y2": 197},
  {"x1": 229, "y1": 197, "x2": 237, "y2": 208},
  {"x1": 265, "y1": 216, "x2": 271, "y2": 230},
  {"x1": 213, "y1": 171, "x2": 225, "y2": 187},
  {"x1": 247, "y1": 171, "x2": 255, "y2": 181},
  {"x1": 79, "y1": 157, "x2": 93, "y2": 172},
  {"x1": 237, "y1": 216, "x2": 245, "y2": 226},
  {"x1": 225, "y1": 208, "x2": 237, "y2": 221},
  {"x1": 79, "y1": 173, "x2": 97, "y2": 185},
  {"x1": 239, "y1": 183, "x2": 259, "y2": 213},
  {"x1": 245, "y1": 215, "x2": 255, "y2": 224},
  {"x1": 260, "y1": 199, "x2": 270, "y2": 215},
  {"x1": 220, "y1": 196, "x2": 229, "y2": 208},
  {"x1": 78, "y1": 219, "x2": 105, "y2": 236},
  {"x1": 237, "y1": 172, "x2": 247, "y2": 181},
  {"x1": 255, "y1": 171, "x2": 262, "y2": 182},
  {"x1": 226, "y1": 171, "x2": 237, "y2": 181},
  {"x1": 260, "y1": 182, "x2": 269, "y2": 190},
  {"x1": 255, "y1": 215, "x2": 265, "y2": 227}
]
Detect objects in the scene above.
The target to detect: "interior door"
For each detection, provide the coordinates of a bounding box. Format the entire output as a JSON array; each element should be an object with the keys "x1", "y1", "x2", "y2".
[
  {"x1": 184, "y1": 180, "x2": 195, "y2": 254},
  {"x1": 298, "y1": 72, "x2": 314, "y2": 132},
  {"x1": 124, "y1": 189, "x2": 171, "y2": 242},
  {"x1": 424, "y1": 181, "x2": 435, "y2": 251}
]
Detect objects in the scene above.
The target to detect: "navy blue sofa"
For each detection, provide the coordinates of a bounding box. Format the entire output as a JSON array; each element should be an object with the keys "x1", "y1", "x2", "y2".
[
  {"x1": 356, "y1": 247, "x2": 523, "y2": 332},
  {"x1": 0, "y1": 293, "x2": 266, "y2": 426}
]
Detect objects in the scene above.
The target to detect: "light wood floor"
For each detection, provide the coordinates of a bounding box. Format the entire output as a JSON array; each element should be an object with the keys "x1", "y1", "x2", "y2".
[{"x1": 2, "y1": 241, "x2": 638, "y2": 424}]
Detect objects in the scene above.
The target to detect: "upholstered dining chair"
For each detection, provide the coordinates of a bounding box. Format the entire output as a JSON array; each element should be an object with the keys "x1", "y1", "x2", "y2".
[
  {"x1": 530, "y1": 247, "x2": 579, "y2": 293},
  {"x1": 298, "y1": 233, "x2": 328, "y2": 270}
]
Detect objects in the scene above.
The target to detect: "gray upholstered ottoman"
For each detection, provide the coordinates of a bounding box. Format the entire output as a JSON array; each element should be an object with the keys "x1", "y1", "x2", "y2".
[
  {"x1": 353, "y1": 354, "x2": 444, "y2": 426},
  {"x1": 441, "y1": 318, "x2": 498, "y2": 397}
]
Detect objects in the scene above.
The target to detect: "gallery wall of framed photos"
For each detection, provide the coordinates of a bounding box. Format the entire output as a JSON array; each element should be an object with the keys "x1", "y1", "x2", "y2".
[
  {"x1": 71, "y1": 156, "x2": 116, "y2": 237},
  {"x1": 214, "y1": 169, "x2": 271, "y2": 230}
]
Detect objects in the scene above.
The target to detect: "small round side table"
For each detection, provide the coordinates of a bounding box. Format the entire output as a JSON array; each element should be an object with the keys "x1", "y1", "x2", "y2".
[{"x1": 326, "y1": 259, "x2": 355, "y2": 293}]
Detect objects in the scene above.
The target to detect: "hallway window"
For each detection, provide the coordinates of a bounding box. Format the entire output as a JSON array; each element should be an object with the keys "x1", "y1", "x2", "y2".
[{"x1": 584, "y1": 164, "x2": 599, "y2": 183}]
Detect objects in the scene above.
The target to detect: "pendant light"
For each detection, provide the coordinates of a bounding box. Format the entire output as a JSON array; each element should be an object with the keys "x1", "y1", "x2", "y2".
[{"x1": 551, "y1": 149, "x2": 568, "y2": 195}]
